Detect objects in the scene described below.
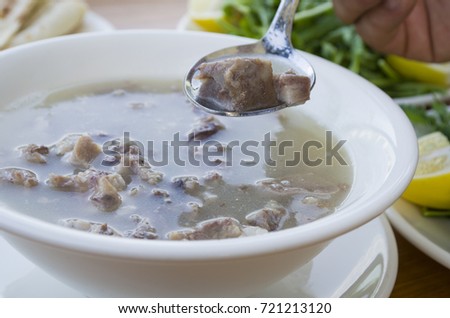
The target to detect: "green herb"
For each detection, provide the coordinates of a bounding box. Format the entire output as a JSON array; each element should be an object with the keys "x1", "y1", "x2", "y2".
[
  {"x1": 218, "y1": 0, "x2": 447, "y2": 98},
  {"x1": 401, "y1": 100, "x2": 450, "y2": 139},
  {"x1": 422, "y1": 207, "x2": 450, "y2": 217}
]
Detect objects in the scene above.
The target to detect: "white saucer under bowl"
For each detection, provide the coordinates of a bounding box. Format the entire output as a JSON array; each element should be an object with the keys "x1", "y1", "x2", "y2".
[
  {"x1": 0, "y1": 215, "x2": 397, "y2": 298},
  {"x1": 386, "y1": 199, "x2": 450, "y2": 269}
]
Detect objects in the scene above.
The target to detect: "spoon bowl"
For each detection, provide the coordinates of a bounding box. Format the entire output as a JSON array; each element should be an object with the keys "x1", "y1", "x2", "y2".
[{"x1": 184, "y1": 0, "x2": 316, "y2": 117}]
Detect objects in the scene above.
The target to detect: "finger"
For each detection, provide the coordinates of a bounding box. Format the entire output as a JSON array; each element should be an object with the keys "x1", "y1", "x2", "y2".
[
  {"x1": 355, "y1": 0, "x2": 417, "y2": 53},
  {"x1": 332, "y1": 0, "x2": 381, "y2": 24},
  {"x1": 356, "y1": 0, "x2": 417, "y2": 32}
]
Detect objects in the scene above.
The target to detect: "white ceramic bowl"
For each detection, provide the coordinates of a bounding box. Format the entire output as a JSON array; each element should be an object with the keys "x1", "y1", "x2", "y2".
[{"x1": 0, "y1": 30, "x2": 417, "y2": 297}]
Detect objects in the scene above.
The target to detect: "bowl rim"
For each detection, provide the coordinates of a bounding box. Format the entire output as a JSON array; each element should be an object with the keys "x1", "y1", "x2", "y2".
[{"x1": 0, "y1": 30, "x2": 418, "y2": 261}]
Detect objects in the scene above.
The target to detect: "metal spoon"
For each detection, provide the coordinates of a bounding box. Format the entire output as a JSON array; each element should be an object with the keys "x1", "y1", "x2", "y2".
[{"x1": 184, "y1": 0, "x2": 315, "y2": 117}]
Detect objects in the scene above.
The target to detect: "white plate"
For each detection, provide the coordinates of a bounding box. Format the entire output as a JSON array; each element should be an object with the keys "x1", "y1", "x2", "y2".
[
  {"x1": 0, "y1": 215, "x2": 397, "y2": 298},
  {"x1": 386, "y1": 199, "x2": 450, "y2": 269},
  {"x1": 393, "y1": 90, "x2": 450, "y2": 106}
]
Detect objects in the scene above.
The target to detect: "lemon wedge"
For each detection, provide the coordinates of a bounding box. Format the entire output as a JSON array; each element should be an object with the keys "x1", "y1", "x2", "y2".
[
  {"x1": 402, "y1": 131, "x2": 450, "y2": 209},
  {"x1": 188, "y1": 0, "x2": 224, "y2": 33},
  {"x1": 386, "y1": 55, "x2": 450, "y2": 86}
]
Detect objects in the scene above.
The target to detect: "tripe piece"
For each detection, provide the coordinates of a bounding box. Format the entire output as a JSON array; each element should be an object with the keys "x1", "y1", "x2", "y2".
[
  {"x1": 18, "y1": 144, "x2": 49, "y2": 164},
  {"x1": 68, "y1": 135, "x2": 102, "y2": 168},
  {"x1": 196, "y1": 57, "x2": 279, "y2": 112},
  {"x1": 90, "y1": 176, "x2": 122, "y2": 212},
  {"x1": 274, "y1": 71, "x2": 311, "y2": 105},
  {"x1": 0, "y1": 167, "x2": 38, "y2": 187}
]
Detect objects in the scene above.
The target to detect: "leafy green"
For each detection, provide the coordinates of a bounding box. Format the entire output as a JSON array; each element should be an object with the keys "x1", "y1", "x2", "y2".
[
  {"x1": 218, "y1": 0, "x2": 447, "y2": 98},
  {"x1": 401, "y1": 101, "x2": 450, "y2": 139},
  {"x1": 422, "y1": 207, "x2": 450, "y2": 217}
]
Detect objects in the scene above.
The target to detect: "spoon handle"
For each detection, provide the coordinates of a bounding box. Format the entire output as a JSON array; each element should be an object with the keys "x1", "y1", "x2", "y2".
[{"x1": 262, "y1": 0, "x2": 300, "y2": 55}]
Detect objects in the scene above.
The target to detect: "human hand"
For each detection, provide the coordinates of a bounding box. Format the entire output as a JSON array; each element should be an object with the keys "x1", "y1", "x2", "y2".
[{"x1": 332, "y1": 0, "x2": 450, "y2": 62}]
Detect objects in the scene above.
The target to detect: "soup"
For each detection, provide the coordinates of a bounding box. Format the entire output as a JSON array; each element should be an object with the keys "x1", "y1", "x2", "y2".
[{"x1": 0, "y1": 81, "x2": 352, "y2": 240}]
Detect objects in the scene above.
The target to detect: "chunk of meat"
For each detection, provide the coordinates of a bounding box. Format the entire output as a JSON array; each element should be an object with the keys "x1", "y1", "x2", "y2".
[
  {"x1": 18, "y1": 144, "x2": 49, "y2": 164},
  {"x1": 68, "y1": 135, "x2": 101, "y2": 168},
  {"x1": 172, "y1": 176, "x2": 200, "y2": 194},
  {"x1": 241, "y1": 226, "x2": 269, "y2": 237},
  {"x1": 48, "y1": 173, "x2": 90, "y2": 192},
  {"x1": 274, "y1": 71, "x2": 311, "y2": 106},
  {"x1": 48, "y1": 169, "x2": 105, "y2": 192},
  {"x1": 59, "y1": 218, "x2": 122, "y2": 236},
  {"x1": 122, "y1": 144, "x2": 143, "y2": 169},
  {"x1": 104, "y1": 172, "x2": 127, "y2": 191},
  {"x1": 114, "y1": 144, "x2": 143, "y2": 177},
  {"x1": 106, "y1": 137, "x2": 141, "y2": 158},
  {"x1": 245, "y1": 200, "x2": 287, "y2": 231},
  {"x1": 302, "y1": 196, "x2": 320, "y2": 205},
  {"x1": 90, "y1": 176, "x2": 122, "y2": 212},
  {"x1": 203, "y1": 170, "x2": 223, "y2": 184},
  {"x1": 152, "y1": 188, "x2": 171, "y2": 203},
  {"x1": 137, "y1": 166, "x2": 163, "y2": 185},
  {"x1": 195, "y1": 217, "x2": 243, "y2": 239},
  {"x1": 48, "y1": 169, "x2": 125, "y2": 193},
  {"x1": 53, "y1": 133, "x2": 84, "y2": 156},
  {"x1": 115, "y1": 145, "x2": 163, "y2": 185},
  {"x1": 195, "y1": 57, "x2": 279, "y2": 112},
  {"x1": 0, "y1": 167, "x2": 38, "y2": 187},
  {"x1": 257, "y1": 174, "x2": 340, "y2": 198},
  {"x1": 256, "y1": 178, "x2": 307, "y2": 196},
  {"x1": 187, "y1": 115, "x2": 225, "y2": 141},
  {"x1": 167, "y1": 217, "x2": 243, "y2": 240},
  {"x1": 124, "y1": 214, "x2": 158, "y2": 240},
  {"x1": 195, "y1": 57, "x2": 311, "y2": 112}
]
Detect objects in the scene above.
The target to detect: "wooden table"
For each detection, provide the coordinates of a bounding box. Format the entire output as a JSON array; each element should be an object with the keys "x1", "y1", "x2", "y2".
[{"x1": 86, "y1": 0, "x2": 450, "y2": 298}]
